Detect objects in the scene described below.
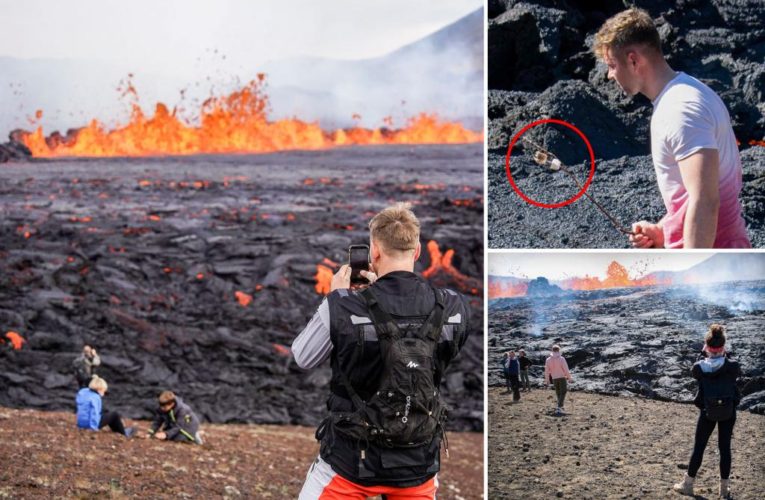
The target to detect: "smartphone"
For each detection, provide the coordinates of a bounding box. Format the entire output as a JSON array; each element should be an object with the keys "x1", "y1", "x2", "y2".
[{"x1": 348, "y1": 244, "x2": 370, "y2": 285}]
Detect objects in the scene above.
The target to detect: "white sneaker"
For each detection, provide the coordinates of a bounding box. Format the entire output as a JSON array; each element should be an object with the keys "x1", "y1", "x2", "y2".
[
  {"x1": 673, "y1": 473, "x2": 694, "y2": 496},
  {"x1": 719, "y1": 478, "x2": 730, "y2": 498}
]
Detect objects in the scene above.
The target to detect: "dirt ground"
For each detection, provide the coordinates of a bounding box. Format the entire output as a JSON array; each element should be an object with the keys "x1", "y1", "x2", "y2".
[
  {"x1": 488, "y1": 388, "x2": 765, "y2": 499},
  {"x1": 0, "y1": 407, "x2": 483, "y2": 499}
]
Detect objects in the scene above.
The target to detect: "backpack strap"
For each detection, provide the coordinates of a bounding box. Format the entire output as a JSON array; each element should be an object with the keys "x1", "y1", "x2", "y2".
[{"x1": 360, "y1": 287, "x2": 402, "y2": 341}]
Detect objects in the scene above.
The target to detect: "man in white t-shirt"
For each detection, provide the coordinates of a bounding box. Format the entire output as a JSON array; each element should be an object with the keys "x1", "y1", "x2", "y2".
[{"x1": 593, "y1": 8, "x2": 751, "y2": 249}]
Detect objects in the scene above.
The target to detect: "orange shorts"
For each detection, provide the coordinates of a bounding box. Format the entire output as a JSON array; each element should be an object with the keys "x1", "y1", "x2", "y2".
[{"x1": 299, "y1": 456, "x2": 438, "y2": 500}]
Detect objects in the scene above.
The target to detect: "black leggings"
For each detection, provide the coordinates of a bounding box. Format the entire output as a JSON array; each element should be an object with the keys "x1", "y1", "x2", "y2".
[
  {"x1": 99, "y1": 411, "x2": 127, "y2": 435},
  {"x1": 688, "y1": 410, "x2": 736, "y2": 479}
]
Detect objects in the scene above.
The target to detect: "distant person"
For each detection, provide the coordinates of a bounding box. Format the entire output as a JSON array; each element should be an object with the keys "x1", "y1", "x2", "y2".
[
  {"x1": 75, "y1": 375, "x2": 134, "y2": 437},
  {"x1": 292, "y1": 203, "x2": 470, "y2": 499},
  {"x1": 544, "y1": 345, "x2": 572, "y2": 415},
  {"x1": 674, "y1": 325, "x2": 740, "y2": 498},
  {"x1": 502, "y1": 351, "x2": 521, "y2": 401},
  {"x1": 518, "y1": 349, "x2": 533, "y2": 392},
  {"x1": 593, "y1": 8, "x2": 751, "y2": 249},
  {"x1": 73, "y1": 345, "x2": 101, "y2": 388},
  {"x1": 148, "y1": 391, "x2": 203, "y2": 444}
]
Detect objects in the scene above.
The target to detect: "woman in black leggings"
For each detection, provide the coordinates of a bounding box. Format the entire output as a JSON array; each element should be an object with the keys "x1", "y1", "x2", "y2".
[{"x1": 674, "y1": 324, "x2": 740, "y2": 498}]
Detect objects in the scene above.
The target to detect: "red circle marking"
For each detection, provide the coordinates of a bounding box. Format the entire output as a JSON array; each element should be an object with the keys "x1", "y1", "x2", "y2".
[{"x1": 505, "y1": 119, "x2": 596, "y2": 209}]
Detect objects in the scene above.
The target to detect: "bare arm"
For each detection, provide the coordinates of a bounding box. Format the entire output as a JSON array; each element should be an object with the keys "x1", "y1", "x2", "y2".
[{"x1": 678, "y1": 149, "x2": 720, "y2": 248}]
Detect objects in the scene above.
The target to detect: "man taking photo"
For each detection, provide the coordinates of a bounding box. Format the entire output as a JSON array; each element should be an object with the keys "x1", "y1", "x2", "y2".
[{"x1": 292, "y1": 202, "x2": 471, "y2": 499}]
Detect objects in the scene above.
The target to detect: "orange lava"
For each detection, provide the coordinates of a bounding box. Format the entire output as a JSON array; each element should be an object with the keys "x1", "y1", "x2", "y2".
[
  {"x1": 235, "y1": 291, "x2": 253, "y2": 307},
  {"x1": 272, "y1": 343, "x2": 292, "y2": 357},
  {"x1": 488, "y1": 280, "x2": 528, "y2": 299},
  {"x1": 421, "y1": 240, "x2": 480, "y2": 295},
  {"x1": 19, "y1": 76, "x2": 481, "y2": 158},
  {"x1": 314, "y1": 258, "x2": 339, "y2": 295},
  {"x1": 561, "y1": 261, "x2": 672, "y2": 291},
  {"x1": 4, "y1": 331, "x2": 26, "y2": 350}
]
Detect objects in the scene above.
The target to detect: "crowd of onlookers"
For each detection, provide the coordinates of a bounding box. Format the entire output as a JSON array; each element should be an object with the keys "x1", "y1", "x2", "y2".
[{"x1": 499, "y1": 344, "x2": 572, "y2": 415}]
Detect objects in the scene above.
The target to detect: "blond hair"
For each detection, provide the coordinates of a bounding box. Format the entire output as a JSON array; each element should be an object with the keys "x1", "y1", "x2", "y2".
[
  {"x1": 89, "y1": 375, "x2": 107, "y2": 392},
  {"x1": 368, "y1": 202, "x2": 420, "y2": 254},
  {"x1": 593, "y1": 8, "x2": 662, "y2": 60}
]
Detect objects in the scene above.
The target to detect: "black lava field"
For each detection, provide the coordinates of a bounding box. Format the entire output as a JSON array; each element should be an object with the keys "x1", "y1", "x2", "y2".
[
  {"x1": 488, "y1": 280, "x2": 765, "y2": 414},
  {"x1": 0, "y1": 144, "x2": 484, "y2": 430}
]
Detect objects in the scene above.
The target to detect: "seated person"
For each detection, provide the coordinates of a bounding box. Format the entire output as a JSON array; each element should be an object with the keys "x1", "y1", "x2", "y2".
[
  {"x1": 148, "y1": 391, "x2": 202, "y2": 444},
  {"x1": 75, "y1": 375, "x2": 134, "y2": 437}
]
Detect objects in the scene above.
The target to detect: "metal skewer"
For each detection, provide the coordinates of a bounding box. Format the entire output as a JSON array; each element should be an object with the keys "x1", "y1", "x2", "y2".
[{"x1": 520, "y1": 136, "x2": 636, "y2": 236}]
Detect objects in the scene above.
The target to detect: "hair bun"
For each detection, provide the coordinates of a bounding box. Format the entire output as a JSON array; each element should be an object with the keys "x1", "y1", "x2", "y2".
[{"x1": 706, "y1": 324, "x2": 726, "y2": 348}]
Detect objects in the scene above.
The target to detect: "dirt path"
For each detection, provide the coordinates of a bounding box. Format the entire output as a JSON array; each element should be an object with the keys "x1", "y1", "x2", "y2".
[
  {"x1": 0, "y1": 407, "x2": 482, "y2": 499},
  {"x1": 489, "y1": 388, "x2": 765, "y2": 499}
]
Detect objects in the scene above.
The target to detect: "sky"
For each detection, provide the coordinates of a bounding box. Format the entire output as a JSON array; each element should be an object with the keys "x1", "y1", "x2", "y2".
[
  {"x1": 0, "y1": 0, "x2": 483, "y2": 137},
  {"x1": 1, "y1": 0, "x2": 482, "y2": 70},
  {"x1": 488, "y1": 252, "x2": 715, "y2": 280}
]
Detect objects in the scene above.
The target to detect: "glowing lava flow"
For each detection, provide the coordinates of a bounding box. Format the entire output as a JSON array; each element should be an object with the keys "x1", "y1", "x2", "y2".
[
  {"x1": 313, "y1": 242, "x2": 480, "y2": 296},
  {"x1": 19, "y1": 77, "x2": 482, "y2": 158},
  {"x1": 488, "y1": 281, "x2": 528, "y2": 299},
  {"x1": 3, "y1": 331, "x2": 26, "y2": 350},
  {"x1": 491, "y1": 261, "x2": 684, "y2": 299},
  {"x1": 561, "y1": 261, "x2": 672, "y2": 291},
  {"x1": 314, "y1": 258, "x2": 339, "y2": 295},
  {"x1": 421, "y1": 240, "x2": 480, "y2": 295}
]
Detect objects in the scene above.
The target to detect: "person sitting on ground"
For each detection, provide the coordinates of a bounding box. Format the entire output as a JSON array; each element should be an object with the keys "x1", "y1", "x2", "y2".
[
  {"x1": 503, "y1": 351, "x2": 521, "y2": 402},
  {"x1": 75, "y1": 375, "x2": 134, "y2": 437},
  {"x1": 674, "y1": 324, "x2": 741, "y2": 499},
  {"x1": 544, "y1": 345, "x2": 573, "y2": 415},
  {"x1": 72, "y1": 344, "x2": 101, "y2": 388},
  {"x1": 518, "y1": 349, "x2": 533, "y2": 392},
  {"x1": 148, "y1": 391, "x2": 202, "y2": 444}
]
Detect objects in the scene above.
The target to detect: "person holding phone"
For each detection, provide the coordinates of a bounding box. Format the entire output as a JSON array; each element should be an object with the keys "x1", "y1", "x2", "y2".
[{"x1": 292, "y1": 202, "x2": 472, "y2": 499}]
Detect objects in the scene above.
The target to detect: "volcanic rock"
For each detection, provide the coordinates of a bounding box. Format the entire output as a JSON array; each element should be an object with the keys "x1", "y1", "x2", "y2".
[
  {"x1": 526, "y1": 277, "x2": 566, "y2": 297},
  {"x1": 0, "y1": 145, "x2": 484, "y2": 431},
  {"x1": 489, "y1": 281, "x2": 765, "y2": 414}
]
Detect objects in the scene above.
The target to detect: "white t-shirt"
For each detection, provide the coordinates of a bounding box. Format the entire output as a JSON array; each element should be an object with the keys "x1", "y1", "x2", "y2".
[{"x1": 650, "y1": 72, "x2": 748, "y2": 248}]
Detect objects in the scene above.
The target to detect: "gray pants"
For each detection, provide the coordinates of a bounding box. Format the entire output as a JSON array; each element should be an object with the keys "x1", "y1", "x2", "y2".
[
  {"x1": 520, "y1": 368, "x2": 530, "y2": 390},
  {"x1": 553, "y1": 378, "x2": 568, "y2": 408}
]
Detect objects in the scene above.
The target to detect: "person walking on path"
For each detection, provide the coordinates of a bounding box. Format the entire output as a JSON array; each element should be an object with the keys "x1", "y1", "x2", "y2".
[
  {"x1": 674, "y1": 324, "x2": 740, "y2": 498},
  {"x1": 544, "y1": 345, "x2": 572, "y2": 415},
  {"x1": 518, "y1": 349, "x2": 532, "y2": 392},
  {"x1": 502, "y1": 351, "x2": 521, "y2": 402}
]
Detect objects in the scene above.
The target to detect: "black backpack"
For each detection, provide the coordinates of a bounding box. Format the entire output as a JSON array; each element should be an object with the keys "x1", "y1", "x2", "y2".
[
  {"x1": 700, "y1": 365, "x2": 737, "y2": 421},
  {"x1": 330, "y1": 287, "x2": 449, "y2": 449}
]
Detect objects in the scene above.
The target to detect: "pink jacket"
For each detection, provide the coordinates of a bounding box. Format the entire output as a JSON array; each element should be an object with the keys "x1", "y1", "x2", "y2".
[{"x1": 544, "y1": 352, "x2": 572, "y2": 383}]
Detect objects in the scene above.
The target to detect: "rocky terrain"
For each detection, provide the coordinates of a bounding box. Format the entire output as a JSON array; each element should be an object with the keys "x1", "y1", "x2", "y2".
[
  {"x1": 0, "y1": 144, "x2": 484, "y2": 430},
  {"x1": 489, "y1": 388, "x2": 765, "y2": 499},
  {"x1": 487, "y1": 0, "x2": 765, "y2": 248},
  {"x1": 0, "y1": 406, "x2": 482, "y2": 498},
  {"x1": 488, "y1": 280, "x2": 765, "y2": 414}
]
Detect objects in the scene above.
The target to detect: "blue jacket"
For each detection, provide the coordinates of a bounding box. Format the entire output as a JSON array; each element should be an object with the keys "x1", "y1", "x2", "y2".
[
  {"x1": 503, "y1": 357, "x2": 520, "y2": 376},
  {"x1": 76, "y1": 388, "x2": 102, "y2": 430}
]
